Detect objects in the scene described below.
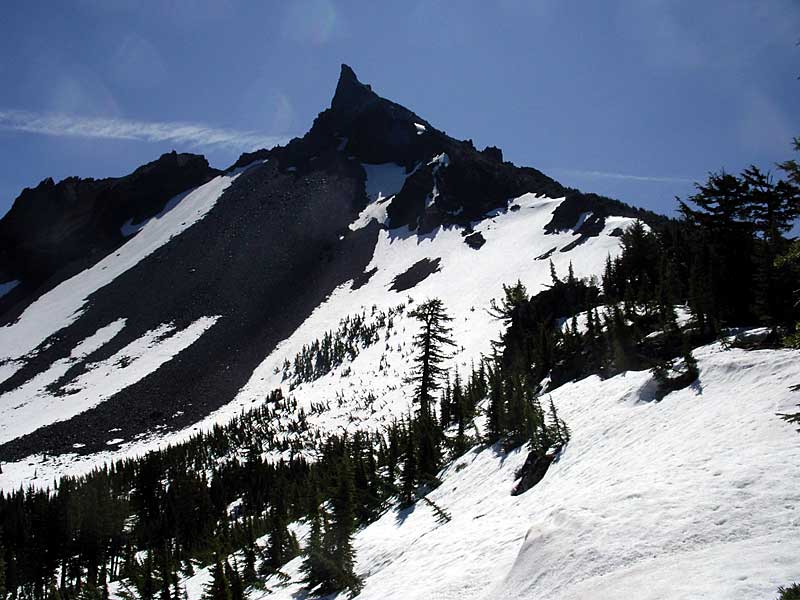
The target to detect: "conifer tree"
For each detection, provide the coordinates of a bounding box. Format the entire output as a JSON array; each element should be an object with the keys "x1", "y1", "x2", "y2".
[
  {"x1": 142, "y1": 551, "x2": 156, "y2": 600},
  {"x1": 300, "y1": 488, "x2": 334, "y2": 594},
  {"x1": 399, "y1": 425, "x2": 418, "y2": 506},
  {"x1": 488, "y1": 280, "x2": 528, "y2": 324},
  {"x1": 224, "y1": 560, "x2": 243, "y2": 600},
  {"x1": 407, "y1": 299, "x2": 456, "y2": 418},
  {"x1": 329, "y1": 453, "x2": 362, "y2": 596},
  {"x1": 99, "y1": 564, "x2": 110, "y2": 600},
  {"x1": 439, "y1": 375, "x2": 452, "y2": 426},
  {"x1": 241, "y1": 522, "x2": 257, "y2": 587},
  {"x1": 0, "y1": 539, "x2": 5, "y2": 600},
  {"x1": 266, "y1": 475, "x2": 295, "y2": 571},
  {"x1": 549, "y1": 260, "x2": 560, "y2": 287},
  {"x1": 204, "y1": 556, "x2": 232, "y2": 600},
  {"x1": 485, "y1": 359, "x2": 505, "y2": 444}
]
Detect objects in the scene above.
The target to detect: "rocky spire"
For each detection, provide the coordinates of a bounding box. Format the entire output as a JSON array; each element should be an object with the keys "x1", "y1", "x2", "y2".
[{"x1": 329, "y1": 64, "x2": 379, "y2": 123}]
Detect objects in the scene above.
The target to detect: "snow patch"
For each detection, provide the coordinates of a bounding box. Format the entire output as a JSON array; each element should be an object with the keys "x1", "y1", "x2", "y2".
[
  {"x1": 350, "y1": 163, "x2": 408, "y2": 231},
  {"x1": 0, "y1": 316, "x2": 219, "y2": 447}
]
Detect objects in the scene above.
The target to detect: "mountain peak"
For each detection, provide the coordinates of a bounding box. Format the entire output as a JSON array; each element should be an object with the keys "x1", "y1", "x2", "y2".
[{"x1": 330, "y1": 63, "x2": 377, "y2": 116}]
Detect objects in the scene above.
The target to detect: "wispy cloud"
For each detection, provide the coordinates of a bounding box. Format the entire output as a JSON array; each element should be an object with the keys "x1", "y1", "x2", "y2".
[
  {"x1": 552, "y1": 168, "x2": 698, "y2": 184},
  {"x1": 0, "y1": 109, "x2": 288, "y2": 151}
]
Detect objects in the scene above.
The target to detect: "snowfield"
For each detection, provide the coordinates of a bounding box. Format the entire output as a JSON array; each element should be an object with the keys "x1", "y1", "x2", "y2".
[
  {"x1": 253, "y1": 343, "x2": 800, "y2": 600},
  {"x1": 133, "y1": 342, "x2": 800, "y2": 600}
]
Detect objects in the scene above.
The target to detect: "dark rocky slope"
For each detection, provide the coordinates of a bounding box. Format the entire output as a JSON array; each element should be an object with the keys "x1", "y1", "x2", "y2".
[{"x1": 0, "y1": 152, "x2": 219, "y2": 319}]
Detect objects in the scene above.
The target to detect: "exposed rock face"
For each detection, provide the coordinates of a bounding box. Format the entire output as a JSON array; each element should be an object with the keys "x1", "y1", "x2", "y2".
[
  {"x1": 0, "y1": 152, "x2": 218, "y2": 312},
  {"x1": 512, "y1": 445, "x2": 563, "y2": 496}
]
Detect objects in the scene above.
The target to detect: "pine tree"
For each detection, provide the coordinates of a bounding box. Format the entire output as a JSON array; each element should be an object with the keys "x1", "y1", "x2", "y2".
[
  {"x1": 300, "y1": 488, "x2": 334, "y2": 594},
  {"x1": 47, "y1": 577, "x2": 63, "y2": 600},
  {"x1": 241, "y1": 521, "x2": 257, "y2": 587},
  {"x1": 399, "y1": 425, "x2": 417, "y2": 506},
  {"x1": 485, "y1": 359, "x2": 505, "y2": 444},
  {"x1": 439, "y1": 374, "x2": 452, "y2": 426},
  {"x1": 488, "y1": 280, "x2": 528, "y2": 324},
  {"x1": 329, "y1": 453, "x2": 362, "y2": 596},
  {"x1": 407, "y1": 299, "x2": 456, "y2": 418},
  {"x1": 776, "y1": 582, "x2": 800, "y2": 600},
  {"x1": 224, "y1": 560, "x2": 243, "y2": 600},
  {"x1": 142, "y1": 551, "x2": 156, "y2": 600},
  {"x1": 549, "y1": 260, "x2": 560, "y2": 287},
  {"x1": 0, "y1": 539, "x2": 6, "y2": 600},
  {"x1": 204, "y1": 556, "x2": 232, "y2": 600},
  {"x1": 266, "y1": 475, "x2": 295, "y2": 571}
]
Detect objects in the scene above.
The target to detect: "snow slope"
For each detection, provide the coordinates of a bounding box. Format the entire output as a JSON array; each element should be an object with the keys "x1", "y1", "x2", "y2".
[
  {"x1": 252, "y1": 343, "x2": 800, "y2": 600},
  {"x1": 0, "y1": 190, "x2": 630, "y2": 488},
  {"x1": 0, "y1": 316, "x2": 219, "y2": 446},
  {"x1": 229, "y1": 192, "x2": 629, "y2": 437}
]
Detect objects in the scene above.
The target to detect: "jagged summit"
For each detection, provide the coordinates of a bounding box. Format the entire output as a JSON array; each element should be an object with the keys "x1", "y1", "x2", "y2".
[{"x1": 330, "y1": 64, "x2": 378, "y2": 119}]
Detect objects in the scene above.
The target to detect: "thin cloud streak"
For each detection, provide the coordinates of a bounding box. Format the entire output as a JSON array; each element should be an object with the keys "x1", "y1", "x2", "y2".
[
  {"x1": 552, "y1": 168, "x2": 698, "y2": 184},
  {"x1": 0, "y1": 109, "x2": 288, "y2": 151}
]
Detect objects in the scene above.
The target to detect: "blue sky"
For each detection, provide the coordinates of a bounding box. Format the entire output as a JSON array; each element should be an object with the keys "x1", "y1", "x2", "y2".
[{"x1": 0, "y1": 0, "x2": 798, "y2": 217}]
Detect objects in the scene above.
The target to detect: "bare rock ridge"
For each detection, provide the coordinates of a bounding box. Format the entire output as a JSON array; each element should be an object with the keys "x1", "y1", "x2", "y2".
[
  {"x1": 0, "y1": 151, "x2": 219, "y2": 319},
  {"x1": 234, "y1": 64, "x2": 665, "y2": 234}
]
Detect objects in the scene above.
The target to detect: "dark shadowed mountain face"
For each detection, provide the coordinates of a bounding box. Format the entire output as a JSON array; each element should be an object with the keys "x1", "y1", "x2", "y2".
[
  {"x1": 0, "y1": 65, "x2": 665, "y2": 461},
  {"x1": 0, "y1": 152, "x2": 219, "y2": 318}
]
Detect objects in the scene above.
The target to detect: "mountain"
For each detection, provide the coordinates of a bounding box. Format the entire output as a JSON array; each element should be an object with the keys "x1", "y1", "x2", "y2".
[
  {"x1": 0, "y1": 65, "x2": 658, "y2": 463},
  {"x1": 0, "y1": 65, "x2": 797, "y2": 600}
]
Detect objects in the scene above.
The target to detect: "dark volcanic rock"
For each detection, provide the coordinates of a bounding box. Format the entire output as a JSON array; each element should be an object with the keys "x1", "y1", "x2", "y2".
[
  {"x1": 512, "y1": 445, "x2": 563, "y2": 496},
  {"x1": 0, "y1": 152, "x2": 218, "y2": 314},
  {"x1": 543, "y1": 191, "x2": 667, "y2": 238},
  {"x1": 464, "y1": 231, "x2": 486, "y2": 250},
  {"x1": 535, "y1": 247, "x2": 558, "y2": 261},
  {"x1": 389, "y1": 258, "x2": 442, "y2": 292},
  {"x1": 351, "y1": 267, "x2": 378, "y2": 290}
]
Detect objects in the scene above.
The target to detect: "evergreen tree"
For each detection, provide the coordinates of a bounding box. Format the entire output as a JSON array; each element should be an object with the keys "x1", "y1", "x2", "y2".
[
  {"x1": 203, "y1": 556, "x2": 232, "y2": 600},
  {"x1": 485, "y1": 359, "x2": 505, "y2": 444},
  {"x1": 224, "y1": 561, "x2": 243, "y2": 600},
  {"x1": 399, "y1": 425, "x2": 418, "y2": 507},
  {"x1": 241, "y1": 522, "x2": 257, "y2": 587},
  {"x1": 407, "y1": 299, "x2": 456, "y2": 418},
  {"x1": 266, "y1": 475, "x2": 295, "y2": 571},
  {"x1": 300, "y1": 490, "x2": 334, "y2": 595},
  {"x1": 142, "y1": 551, "x2": 156, "y2": 600},
  {"x1": 328, "y1": 454, "x2": 362, "y2": 596},
  {"x1": 0, "y1": 538, "x2": 5, "y2": 600},
  {"x1": 776, "y1": 583, "x2": 800, "y2": 600}
]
